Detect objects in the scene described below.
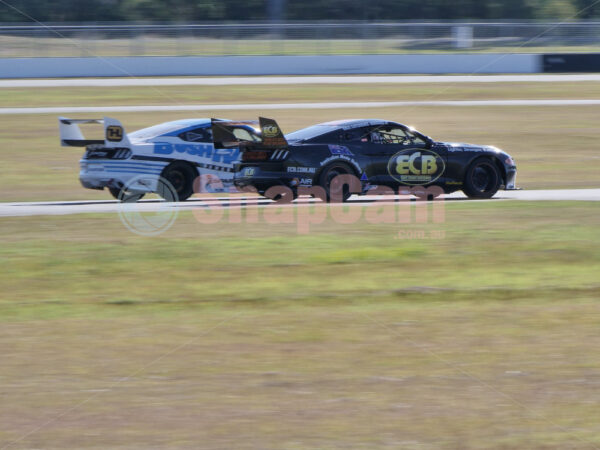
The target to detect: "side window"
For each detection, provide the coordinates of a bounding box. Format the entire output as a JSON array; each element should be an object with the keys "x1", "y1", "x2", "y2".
[
  {"x1": 369, "y1": 127, "x2": 412, "y2": 145},
  {"x1": 179, "y1": 127, "x2": 212, "y2": 142},
  {"x1": 340, "y1": 127, "x2": 373, "y2": 142},
  {"x1": 233, "y1": 127, "x2": 261, "y2": 142}
]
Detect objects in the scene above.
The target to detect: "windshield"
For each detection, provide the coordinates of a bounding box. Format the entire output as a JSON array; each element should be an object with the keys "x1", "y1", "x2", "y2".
[{"x1": 286, "y1": 124, "x2": 334, "y2": 142}]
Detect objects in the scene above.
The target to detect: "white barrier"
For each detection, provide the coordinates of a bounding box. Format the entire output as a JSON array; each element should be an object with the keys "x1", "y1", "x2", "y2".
[{"x1": 1, "y1": 54, "x2": 540, "y2": 78}]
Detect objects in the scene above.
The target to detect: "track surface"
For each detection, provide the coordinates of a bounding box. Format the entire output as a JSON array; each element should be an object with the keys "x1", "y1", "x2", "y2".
[
  {"x1": 3, "y1": 99, "x2": 600, "y2": 115},
  {"x1": 2, "y1": 74, "x2": 600, "y2": 88},
  {"x1": 1, "y1": 189, "x2": 598, "y2": 218}
]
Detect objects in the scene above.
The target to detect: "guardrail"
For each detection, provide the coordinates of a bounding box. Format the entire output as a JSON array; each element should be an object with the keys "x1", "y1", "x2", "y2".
[{"x1": 2, "y1": 21, "x2": 600, "y2": 57}]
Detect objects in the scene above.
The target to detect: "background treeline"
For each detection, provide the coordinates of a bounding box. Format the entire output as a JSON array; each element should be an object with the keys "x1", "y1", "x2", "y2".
[{"x1": 1, "y1": 0, "x2": 599, "y2": 22}]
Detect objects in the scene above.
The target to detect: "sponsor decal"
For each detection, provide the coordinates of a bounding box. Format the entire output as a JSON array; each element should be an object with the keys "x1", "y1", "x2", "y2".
[
  {"x1": 446, "y1": 180, "x2": 462, "y2": 185},
  {"x1": 328, "y1": 144, "x2": 354, "y2": 156},
  {"x1": 263, "y1": 136, "x2": 288, "y2": 147},
  {"x1": 262, "y1": 125, "x2": 279, "y2": 138},
  {"x1": 243, "y1": 167, "x2": 255, "y2": 177},
  {"x1": 299, "y1": 178, "x2": 313, "y2": 186},
  {"x1": 154, "y1": 143, "x2": 239, "y2": 164},
  {"x1": 260, "y1": 120, "x2": 287, "y2": 147},
  {"x1": 319, "y1": 155, "x2": 362, "y2": 173},
  {"x1": 106, "y1": 125, "x2": 124, "y2": 142},
  {"x1": 287, "y1": 166, "x2": 316, "y2": 174},
  {"x1": 387, "y1": 149, "x2": 445, "y2": 186},
  {"x1": 447, "y1": 145, "x2": 486, "y2": 153}
]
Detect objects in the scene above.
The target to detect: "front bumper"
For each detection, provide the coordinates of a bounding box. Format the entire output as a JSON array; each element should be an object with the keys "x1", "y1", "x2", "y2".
[{"x1": 504, "y1": 165, "x2": 518, "y2": 190}]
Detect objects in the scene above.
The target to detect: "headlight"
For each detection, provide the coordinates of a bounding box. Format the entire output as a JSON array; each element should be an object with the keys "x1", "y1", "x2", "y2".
[{"x1": 505, "y1": 157, "x2": 515, "y2": 166}]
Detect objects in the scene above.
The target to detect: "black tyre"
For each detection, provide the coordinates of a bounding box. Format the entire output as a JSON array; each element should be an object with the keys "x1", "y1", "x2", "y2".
[
  {"x1": 412, "y1": 187, "x2": 442, "y2": 201},
  {"x1": 160, "y1": 161, "x2": 197, "y2": 201},
  {"x1": 108, "y1": 186, "x2": 145, "y2": 202},
  {"x1": 462, "y1": 158, "x2": 501, "y2": 199},
  {"x1": 318, "y1": 162, "x2": 355, "y2": 203},
  {"x1": 266, "y1": 188, "x2": 298, "y2": 202}
]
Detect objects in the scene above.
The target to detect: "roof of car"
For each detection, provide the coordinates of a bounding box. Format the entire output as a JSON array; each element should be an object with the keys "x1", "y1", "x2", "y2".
[
  {"x1": 318, "y1": 119, "x2": 389, "y2": 129},
  {"x1": 162, "y1": 118, "x2": 212, "y2": 127}
]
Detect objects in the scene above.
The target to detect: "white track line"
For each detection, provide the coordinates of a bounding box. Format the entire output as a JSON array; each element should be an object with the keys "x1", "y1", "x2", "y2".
[
  {"x1": 3, "y1": 99, "x2": 600, "y2": 115},
  {"x1": 3, "y1": 74, "x2": 600, "y2": 88},
  {"x1": 1, "y1": 189, "x2": 599, "y2": 217}
]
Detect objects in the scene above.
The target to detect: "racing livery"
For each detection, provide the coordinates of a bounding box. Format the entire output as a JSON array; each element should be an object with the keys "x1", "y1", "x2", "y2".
[
  {"x1": 232, "y1": 118, "x2": 518, "y2": 201},
  {"x1": 59, "y1": 117, "x2": 260, "y2": 201}
]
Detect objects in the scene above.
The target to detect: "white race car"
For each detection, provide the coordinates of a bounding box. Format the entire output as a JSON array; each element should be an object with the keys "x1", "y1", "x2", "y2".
[{"x1": 59, "y1": 117, "x2": 262, "y2": 201}]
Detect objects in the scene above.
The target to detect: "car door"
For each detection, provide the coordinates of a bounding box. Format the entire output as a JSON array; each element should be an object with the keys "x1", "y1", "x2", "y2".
[
  {"x1": 335, "y1": 126, "x2": 383, "y2": 184},
  {"x1": 363, "y1": 125, "x2": 446, "y2": 188}
]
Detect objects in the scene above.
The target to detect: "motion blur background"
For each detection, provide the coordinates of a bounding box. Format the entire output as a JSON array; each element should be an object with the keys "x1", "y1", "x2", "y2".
[{"x1": 2, "y1": 0, "x2": 600, "y2": 57}]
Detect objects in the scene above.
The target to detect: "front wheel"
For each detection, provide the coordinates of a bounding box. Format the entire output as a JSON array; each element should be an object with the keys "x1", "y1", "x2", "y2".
[{"x1": 462, "y1": 158, "x2": 501, "y2": 199}]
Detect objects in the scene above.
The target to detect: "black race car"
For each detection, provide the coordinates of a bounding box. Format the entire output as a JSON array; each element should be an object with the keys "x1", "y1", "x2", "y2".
[{"x1": 213, "y1": 117, "x2": 518, "y2": 202}]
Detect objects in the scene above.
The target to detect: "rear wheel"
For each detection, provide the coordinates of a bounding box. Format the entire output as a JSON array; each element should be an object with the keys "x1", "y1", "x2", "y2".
[
  {"x1": 161, "y1": 161, "x2": 197, "y2": 201},
  {"x1": 318, "y1": 163, "x2": 354, "y2": 203},
  {"x1": 109, "y1": 186, "x2": 145, "y2": 202},
  {"x1": 265, "y1": 186, "x2": 298, "y2": 202},
  {"x1": 462, "y1": 158, "x2": 501, "y2": 199}
]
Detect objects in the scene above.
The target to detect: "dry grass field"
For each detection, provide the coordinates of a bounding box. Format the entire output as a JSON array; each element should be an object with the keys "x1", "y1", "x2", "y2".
[{"x1": 1, "y1": 79, "x2": 599, "y2": 448}]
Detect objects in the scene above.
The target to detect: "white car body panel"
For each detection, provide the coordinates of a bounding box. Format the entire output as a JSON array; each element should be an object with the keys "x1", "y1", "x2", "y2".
[{"x1": 59, "y1": 116, "x2": 244, "y2": 195}]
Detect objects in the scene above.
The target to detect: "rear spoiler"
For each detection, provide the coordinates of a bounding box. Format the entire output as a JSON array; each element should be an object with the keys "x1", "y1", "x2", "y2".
[
  {"x1": 211, "y1": 116, "x2": 288, "y2": 150},
  {"x1": 59, "y1": 116, "x2": 131, "y2": 148}
]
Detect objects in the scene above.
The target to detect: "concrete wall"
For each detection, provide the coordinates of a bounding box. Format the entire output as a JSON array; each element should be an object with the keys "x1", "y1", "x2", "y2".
[{"x1": 0, "y1": 54, "x2": 541, "y2": 78}]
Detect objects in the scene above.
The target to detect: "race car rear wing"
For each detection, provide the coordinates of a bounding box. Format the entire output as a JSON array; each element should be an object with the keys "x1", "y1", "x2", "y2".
[
  {"x1": 59, "y1": 116, "x2": 131, "y2": 148},
  {"x1": 211, "y1": 117, "x2": 288, "y2": 150}
]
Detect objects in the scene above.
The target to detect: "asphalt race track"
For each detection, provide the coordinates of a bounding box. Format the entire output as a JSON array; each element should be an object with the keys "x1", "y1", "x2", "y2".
[
  {"x1": 1, "y1": 189, "x2": 598, "y2": 218},
  {"x1": 3, "y1": 99, "x2": 600, "y2": 115}
]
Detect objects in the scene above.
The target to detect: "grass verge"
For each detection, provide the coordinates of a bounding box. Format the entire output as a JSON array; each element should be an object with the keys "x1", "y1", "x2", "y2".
[{"x1": 0, "y1": 201, "x2": 599, "y2": 448}]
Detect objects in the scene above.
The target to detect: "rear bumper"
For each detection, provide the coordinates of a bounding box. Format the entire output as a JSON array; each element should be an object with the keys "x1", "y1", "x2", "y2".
[{"x1": 79, "y1": 158, "x2": 166, "y2": 192}]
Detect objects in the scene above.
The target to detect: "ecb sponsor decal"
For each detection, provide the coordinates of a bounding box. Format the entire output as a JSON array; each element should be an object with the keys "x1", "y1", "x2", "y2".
[
  {"x1": 387, "y1": 149, "x2": 445, "y2": 185},
  {"x1": 154, "y1": 143, "x2": 239, "y2": 164},
  {"x1": 262, "y1": 125, "x2": 279, "y2": 138}
]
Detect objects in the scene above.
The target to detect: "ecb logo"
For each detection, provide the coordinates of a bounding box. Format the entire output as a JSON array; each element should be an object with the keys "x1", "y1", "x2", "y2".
[
  {"x1": 262, "y1": 125, "x2": 279, "y2": 138},
  {"x1": 388, "y1": 149, "x2": 445, "y2": 185},
  {"x1": 396, "y1": 152, "x2": 437, "y2": 175}
]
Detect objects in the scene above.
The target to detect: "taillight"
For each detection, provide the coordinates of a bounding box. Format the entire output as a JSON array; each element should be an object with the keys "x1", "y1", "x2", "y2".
[{"x1": 242, "y1": 151, "x2": 269, "y2": 162}]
